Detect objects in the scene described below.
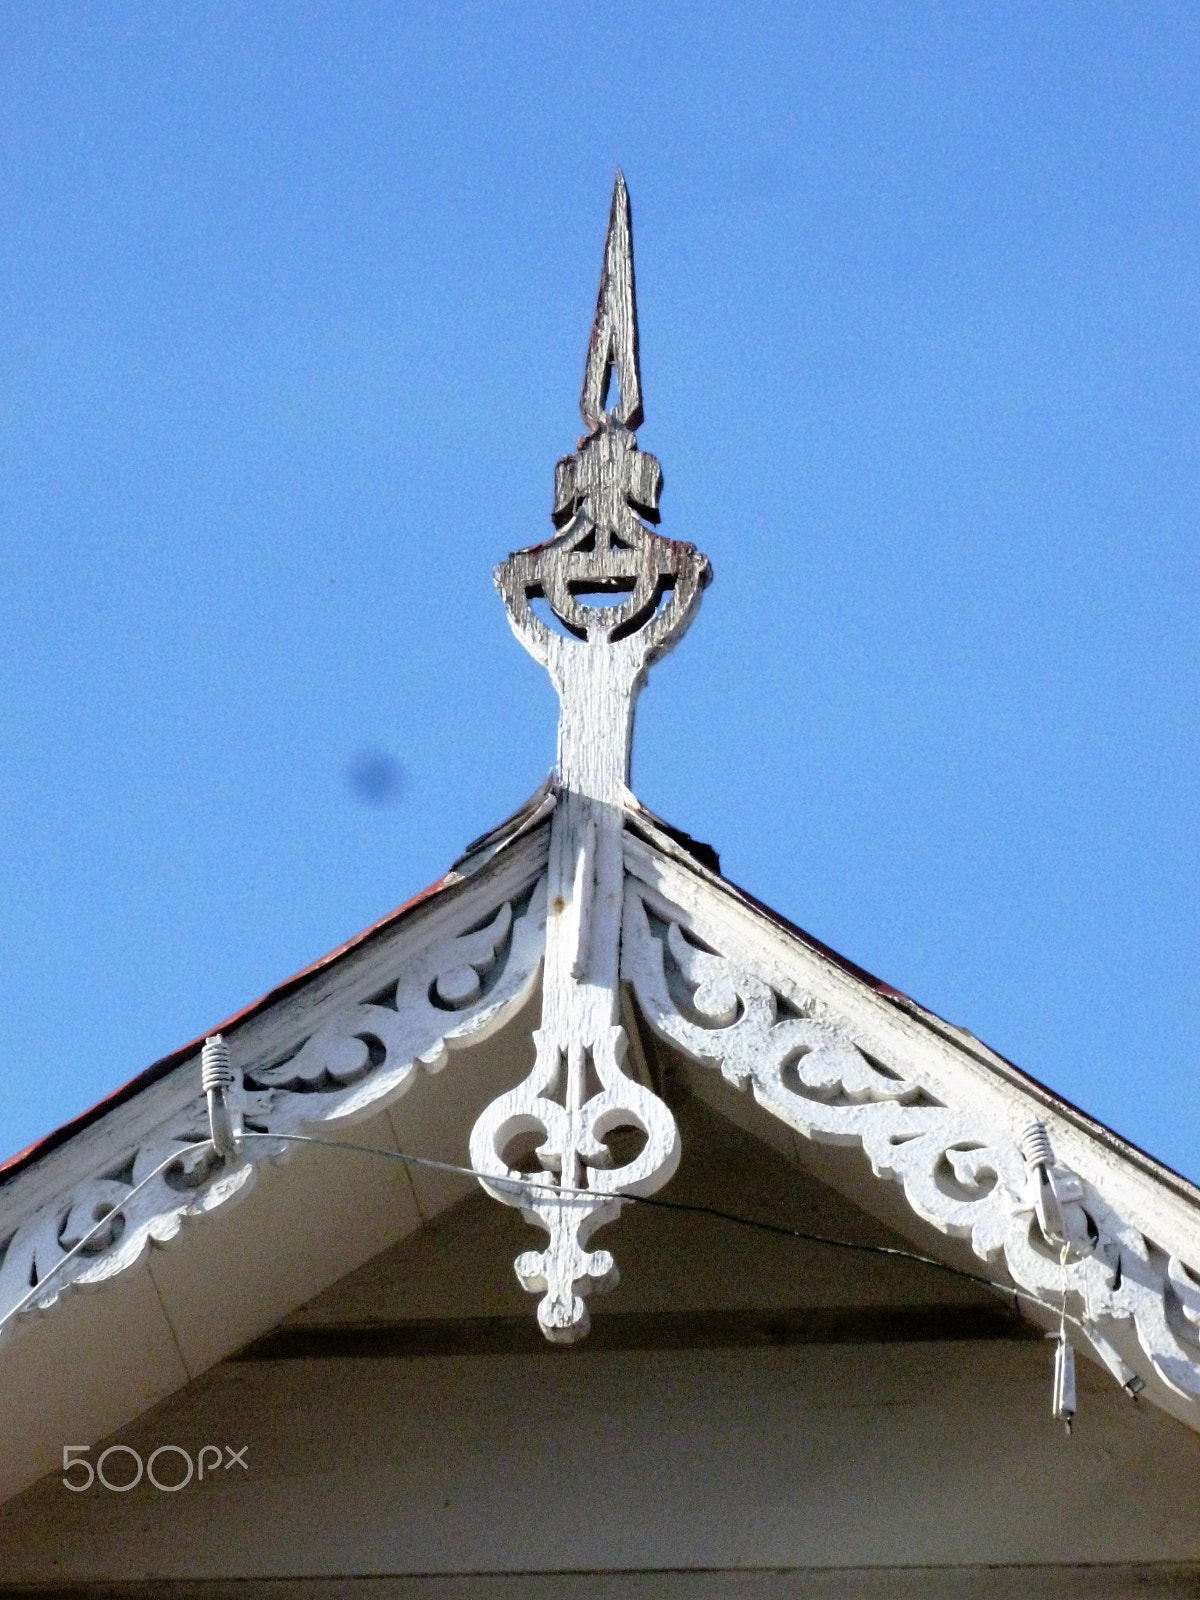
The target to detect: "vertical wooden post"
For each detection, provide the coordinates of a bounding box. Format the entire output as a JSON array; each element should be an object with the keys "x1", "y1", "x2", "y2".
[{"x1": 470, "y1": 174, "x2": 711, "y2": 1340}]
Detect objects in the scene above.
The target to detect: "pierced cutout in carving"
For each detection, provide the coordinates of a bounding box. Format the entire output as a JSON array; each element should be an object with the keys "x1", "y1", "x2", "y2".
[
  {"x1": 1166, "y1": 1257, "x2": 1200, "y2": 1352},
  {"x1": 0, "y1": 876, "x2": 549, "y2": 1338},
  {"x1": 497, "y1": 178, "x2": 708, "y2": 672},
  {"x1": 59, "y1": 1186, "x2": 127, "y2": 1255},
  {"x1": 253, "y1": 897, "x2": 524, "y2": 1094},
  {"x1": 580, "y1": 171, "x2": 642, "y2": 433},
  {"x1": 934, "y1": 1144, "x2": 1000, "y2": 1205},
  {"x1": 16, "y1": 174, "x2": 1200, "y2": 1438},
  {"x1": 470, "y1": 176, "x2": 709, "y2": 1341},
  {"x1": 471, "y1": 1022, "x2": 679, "y2": 1341},
  {"x1": 528, "y1": 593, "x2": 585, "y2": 643},
  {"x1": 621, "y1": 877, "x2": 1200, "y2": 1412}
]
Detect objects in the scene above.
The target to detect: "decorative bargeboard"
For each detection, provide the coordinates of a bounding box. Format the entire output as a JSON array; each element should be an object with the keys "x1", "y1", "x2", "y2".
[
  {"x1": 0, "y1": 873, "x2": 547, "y2": 1332},
  {"x1": 6, "y1": 854, "x2": 1200, "y2": 1424},
  {"x1": 3, "y1": 171, "x2": 1199, "y2": 1439},
  {"x1": 620, "y1": 873, "x2": 1200, "y2": 1408}
]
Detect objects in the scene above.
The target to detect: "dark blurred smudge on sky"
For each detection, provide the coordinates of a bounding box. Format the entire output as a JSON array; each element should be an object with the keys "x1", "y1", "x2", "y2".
[{"x1": 346, "y1": 749, "x2": 405, "y2": 807}]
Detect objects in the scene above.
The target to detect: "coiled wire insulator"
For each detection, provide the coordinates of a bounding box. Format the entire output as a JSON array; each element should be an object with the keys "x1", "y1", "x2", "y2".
[
  {"x1": 201, "y1": 1034, "x2": 234, "y2": 1094},
  {"x1": 1020, "y1": 1120, "x2": 1054, "y2": 1170},
  {"x1": 202, "y1": 1034, "x2": 239, "y2": 1161}
]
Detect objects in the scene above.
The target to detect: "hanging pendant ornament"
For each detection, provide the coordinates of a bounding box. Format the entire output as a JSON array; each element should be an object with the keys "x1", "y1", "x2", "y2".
[{"x1": 469, "y1": 173, "x2": 711, "y2": 1341}]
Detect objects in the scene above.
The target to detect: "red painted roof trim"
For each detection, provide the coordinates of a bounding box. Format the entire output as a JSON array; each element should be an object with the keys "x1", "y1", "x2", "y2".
[
  {"x1": 625, "y1": 805, "x2": 1200, "y2": 1207},
  {"x1": 0, "y1": 873, "x2": 455, "y2": 1185},
  {"x1": 5, "y1": 794, "x2": 1198, "y2": 1215}
]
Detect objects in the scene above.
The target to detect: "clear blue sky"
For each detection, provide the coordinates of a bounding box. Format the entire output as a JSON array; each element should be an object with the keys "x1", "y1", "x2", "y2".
[{"x1": 1, "y1": 5, "x2": 1196, "y2": 1177}]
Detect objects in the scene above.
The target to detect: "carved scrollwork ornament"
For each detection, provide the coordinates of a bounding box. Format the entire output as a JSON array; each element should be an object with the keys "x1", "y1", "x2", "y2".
[
  {"x1": 0, "y1": 881, "x2": 547, "y2": 1337},
  {"x1": 620, "y1": 879, "x2": 1200, "y2": 1412},
  {"x1": 6, "y1": 173, "x2": 1199, "y2": 1445},
  {"x1": 469, "y1": 173, "x2": 710, "y2": 1340}
]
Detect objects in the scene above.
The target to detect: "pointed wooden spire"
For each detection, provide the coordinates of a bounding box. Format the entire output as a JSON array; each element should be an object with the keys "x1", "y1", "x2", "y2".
[
  {"x1": 580, "y1": 171, "x2": 642, "y2": 431},
  {"x1": 493, "y1": 171, "x2": 711, "y2": 770}
]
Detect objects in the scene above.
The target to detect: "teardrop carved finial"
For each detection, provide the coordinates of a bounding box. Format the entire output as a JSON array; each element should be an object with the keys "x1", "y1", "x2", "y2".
[{"x1": 471, "y1": 175, "x2": 711, "y2": 1341}]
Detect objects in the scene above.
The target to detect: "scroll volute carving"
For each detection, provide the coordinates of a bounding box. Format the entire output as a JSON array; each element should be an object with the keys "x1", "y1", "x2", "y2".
[{"x1": 620, "y1": 879, "x2": 1200, "y2": 1412}]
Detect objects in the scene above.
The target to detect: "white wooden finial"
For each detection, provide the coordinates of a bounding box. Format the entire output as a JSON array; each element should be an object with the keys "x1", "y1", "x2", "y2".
[{"x1": 470, "y1": 174, "x2": 711, "y2": 1340}]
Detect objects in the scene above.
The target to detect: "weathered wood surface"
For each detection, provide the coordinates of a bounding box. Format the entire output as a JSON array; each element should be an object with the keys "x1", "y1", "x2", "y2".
[
  {"x1": 2, "y1": 174, "x2": 1200, "y2": 1522},
  {"x1": 580, "y1": 170, "x2": 642, "y2": 430},
  {"x1": 471, "y1": 174, "x2": 710, "y2": 1340},
  {"x1": 621, "y1": 830, "x2": 1200, "y2": 1431}
]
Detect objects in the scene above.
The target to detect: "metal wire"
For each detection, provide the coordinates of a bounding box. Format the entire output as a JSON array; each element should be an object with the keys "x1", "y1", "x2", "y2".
[
  {"x1": 0, "y1": 1126, "x2": 1106, "y2": 1353},
  {"x1": 236, "y1": 1129, "x2": 1082, "y2": 1331},
  {"x1": 0, "y1": 1141, "x2": 214, "y2": 1337}
]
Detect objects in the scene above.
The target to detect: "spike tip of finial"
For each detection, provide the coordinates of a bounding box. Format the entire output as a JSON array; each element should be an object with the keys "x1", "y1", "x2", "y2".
[{"x1": 580, "y1": 170, "x2": 642, "y2": 432}]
